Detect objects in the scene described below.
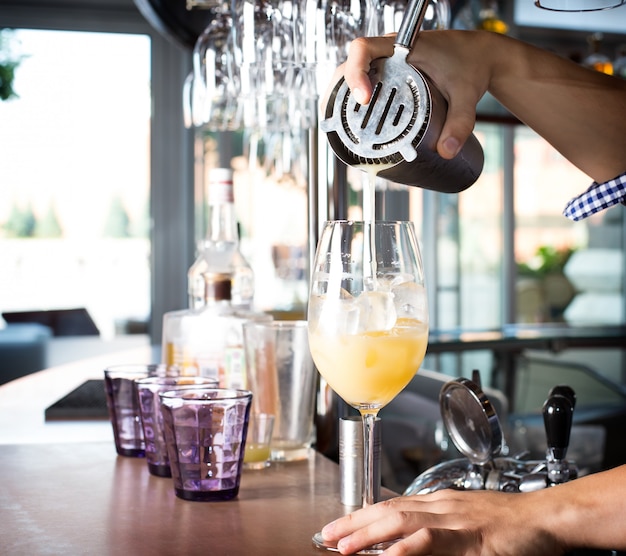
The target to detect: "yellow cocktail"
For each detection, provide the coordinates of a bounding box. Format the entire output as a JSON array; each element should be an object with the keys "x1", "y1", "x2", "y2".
[{"x1": 309, "y1": 318, "x2": 428, "y2": 411}]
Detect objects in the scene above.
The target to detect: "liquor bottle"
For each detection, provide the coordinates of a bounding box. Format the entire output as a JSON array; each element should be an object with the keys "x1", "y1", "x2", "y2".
[
  {"x1": 582, "y1": 33, "x2": 614, "y2": 75},
  {"x1": 477, "y1": 0, "x2": 509, "y2": 35},
  {"x1": 162, "y1": 272, "x2": 270, "y2": 387},
  {"x1": 188, "y1": 167, "x2": 254, "y2": 310},
  {"x1": 614, "y1": 45, "x2": 626, "y2": 79}
]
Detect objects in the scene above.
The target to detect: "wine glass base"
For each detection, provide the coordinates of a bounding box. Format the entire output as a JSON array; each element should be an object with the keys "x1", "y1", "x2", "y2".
[{"x1": 312, "y1": 532, "x2": 395, "y2": 554}]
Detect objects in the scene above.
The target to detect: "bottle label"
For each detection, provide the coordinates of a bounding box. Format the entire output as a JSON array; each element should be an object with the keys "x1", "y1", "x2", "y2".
[
  {"x1": 197, "y1": 353, "x2": 222, "y2": 383},
  {"x1": 224, "y1": 345, "x2": 246, "y2": 389},
  {"x1": 208, "y1": 182, "x2": 234, "y2": 205},
  {"x1": 164, "y1": 343, "x2": 200, "y2": 376}
]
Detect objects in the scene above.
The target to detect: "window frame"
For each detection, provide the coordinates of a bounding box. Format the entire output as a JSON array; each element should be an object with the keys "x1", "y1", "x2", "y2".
[{"x1": 0, "y1": 0, "x2": 195, "y2": 345}]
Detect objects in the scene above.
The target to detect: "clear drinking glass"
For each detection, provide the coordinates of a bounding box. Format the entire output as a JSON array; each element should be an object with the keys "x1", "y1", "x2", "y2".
[
  {"x1": 382, "y1": 0, "x2": 450, "y2": 34},
  {"x1": 308, "y1": 220, "x2": 429, "y2": 553},
  {"x1": 244, "y1": 320, "x2": 317, "y2": 461},
  {"x1": 192, "y1": 3, "x2": 242, "y2": 130}
]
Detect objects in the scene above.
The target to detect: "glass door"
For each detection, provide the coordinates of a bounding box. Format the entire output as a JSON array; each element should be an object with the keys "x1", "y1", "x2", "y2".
[{"x1": 0, "y1": 29, "x2": 151, "y2": 341}]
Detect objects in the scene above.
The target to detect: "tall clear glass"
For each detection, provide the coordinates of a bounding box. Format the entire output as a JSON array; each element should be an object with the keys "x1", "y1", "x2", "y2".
[{"x1": 308, "y1": 220, "x2": 429, "y2": 553}]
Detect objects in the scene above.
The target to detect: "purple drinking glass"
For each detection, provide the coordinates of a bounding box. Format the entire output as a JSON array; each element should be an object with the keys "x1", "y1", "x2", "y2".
[
  {"x1": 135, "y1": 376, "x2": 218, "y2": 477},
  {"x1": 159, "y1": 387, "x2": 252, "y2": 501},
  {"x1": 104, "y1": 364, "x2": 173, "y2": 457}
]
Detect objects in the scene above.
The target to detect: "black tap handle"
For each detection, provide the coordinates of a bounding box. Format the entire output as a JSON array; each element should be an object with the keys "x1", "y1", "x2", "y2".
[
  {"x1": 549, "y1": 385, "x2": 577, "y2": 410},
  {"x1": 543, "y1": 393, "x2": 574, "y2": 460}
]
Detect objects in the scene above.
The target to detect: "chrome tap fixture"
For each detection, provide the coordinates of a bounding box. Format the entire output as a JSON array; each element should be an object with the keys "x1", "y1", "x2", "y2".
[{"x1": 404, "y1": 375, "x2": 578, "y2": 496}]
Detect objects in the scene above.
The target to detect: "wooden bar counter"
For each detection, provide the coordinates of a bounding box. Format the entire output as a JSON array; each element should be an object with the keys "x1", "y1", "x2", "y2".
[
  {"x1": 0, "y1": 347, "x2": 376, "y2": 555},
  {"x1": 1, "y1": 441, "x2": 353, "y2": 555}
]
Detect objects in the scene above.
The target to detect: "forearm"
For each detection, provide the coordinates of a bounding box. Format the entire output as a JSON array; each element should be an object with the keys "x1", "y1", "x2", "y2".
[
  {"x1": 321, "y1": 465, "x2": 626, "y2": 555},
  {"x1": 485, "y1": 33, "x2": 626, "y2": 182},
  {"x1": 338, "y1": 30, "x2": 626, "y2": 181},
  {"x1": 536, "y1": 464, "x2": 626, "y2": 551},
  {"x1": 402, "y1": 30, "x2": 626, "y2": 181}
]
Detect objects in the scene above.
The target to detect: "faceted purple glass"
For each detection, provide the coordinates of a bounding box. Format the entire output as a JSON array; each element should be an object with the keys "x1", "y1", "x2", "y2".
[
  {"x1": 160, "y1": 388, "x2": 252, "y2": 501},
  {"x1": 104, "y1": 370, "x2": 148, "y2": 457},
  {"x1": 135, "y1": 376, "x2": 217, "y2": 477},
  {"x1": 104, "y1": 364, "x2": 171, "y2": 457}
]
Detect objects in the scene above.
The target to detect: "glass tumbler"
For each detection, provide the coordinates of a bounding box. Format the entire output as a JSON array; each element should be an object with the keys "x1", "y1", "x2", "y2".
[{"x1": 160, "y1": 387, "x2": 253, "y2": 501}]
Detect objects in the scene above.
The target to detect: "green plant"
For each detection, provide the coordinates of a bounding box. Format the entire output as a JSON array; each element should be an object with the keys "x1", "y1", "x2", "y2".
[
  {"x1": 0, "y1": 29, "x2": 24, "y2": 101},
  {"x1": 517, "y1": 245, "x2": 575, "y2": 278},
  {"x1": 3, "y1": 202, "x2": 36, "y2": 237}
]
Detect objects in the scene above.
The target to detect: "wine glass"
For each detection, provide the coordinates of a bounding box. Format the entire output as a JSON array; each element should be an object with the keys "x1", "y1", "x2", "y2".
[
  {"x1": 308, "y1": 220, "x2": 429, "y2": 553},
  {"x1": 192, "y1": 2, "x2": 242, "y2": 130}
]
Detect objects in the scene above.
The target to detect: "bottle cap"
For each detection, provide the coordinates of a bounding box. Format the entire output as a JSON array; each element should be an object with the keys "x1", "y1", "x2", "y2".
[
  {"x1": 208, "y1": 168, "x2": 233, "y2": 184},
  {"x1": 204, "y1": 272, "x2": 232, "y2": 302}
]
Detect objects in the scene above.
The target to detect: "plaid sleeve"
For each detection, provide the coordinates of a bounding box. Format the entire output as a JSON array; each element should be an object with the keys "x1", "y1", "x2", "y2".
[{"x1": 563, "y1": 171, "x2": 626, "y2": 221}]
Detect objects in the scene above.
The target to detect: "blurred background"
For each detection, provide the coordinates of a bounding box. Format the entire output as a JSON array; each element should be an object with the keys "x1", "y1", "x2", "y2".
[{"x1": 0, "y1": 2, "x2": 624, "y2": 477}]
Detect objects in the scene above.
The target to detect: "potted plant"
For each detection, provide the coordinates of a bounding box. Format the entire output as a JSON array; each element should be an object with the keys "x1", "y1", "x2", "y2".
[
  {"x1": 0, "y1": 29, "x2": 24, "y2": 101},
  {"x1": 517, "y1": 245, "x2": 577, "y2": 322}
]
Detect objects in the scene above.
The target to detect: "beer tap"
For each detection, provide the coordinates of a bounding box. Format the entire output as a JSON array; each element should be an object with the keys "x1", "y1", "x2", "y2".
[
  {"x1": 544, "y1": 385, "x2": 576, "y2": 485},
  {"x1": 404, "y1": 373, "x2": 578, "y2": 497}
]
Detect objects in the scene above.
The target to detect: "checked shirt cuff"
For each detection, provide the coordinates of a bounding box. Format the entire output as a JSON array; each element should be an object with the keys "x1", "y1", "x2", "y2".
[{"x1": 563, "y1": 171, "x2": 626, "y2": 221}]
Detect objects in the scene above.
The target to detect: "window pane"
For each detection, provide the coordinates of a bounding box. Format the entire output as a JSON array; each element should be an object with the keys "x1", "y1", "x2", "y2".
[
  {"x1": 513, "y1": 126, "x2": 624, "y2": 326},
  {"x1": 0, "y1": 29, "x2": 151, "y2": 338},
  {"x1": 458, "y1": 124, "x2": 504, "y2": 330}
]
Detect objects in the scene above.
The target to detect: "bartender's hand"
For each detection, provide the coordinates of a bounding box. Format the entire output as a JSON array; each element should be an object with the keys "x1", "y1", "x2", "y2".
[
  {"x1": 322, "y1": 464, "x2": 626, "y2": 555},
  {"x1": 331, "y1": 29, "x2": 626, "y2": 183},
  {"x1": 335, "y1": 31, "x2": 494, "y2": 161},
  {"x1": 320, "y1": 488, "x2": 563, "y2": 556}
]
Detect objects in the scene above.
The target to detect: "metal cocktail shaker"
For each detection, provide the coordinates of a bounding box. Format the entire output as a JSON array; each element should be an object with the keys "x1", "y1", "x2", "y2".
[{"x1": 320, "y1": 0, "x2": 484, "y2": 194}]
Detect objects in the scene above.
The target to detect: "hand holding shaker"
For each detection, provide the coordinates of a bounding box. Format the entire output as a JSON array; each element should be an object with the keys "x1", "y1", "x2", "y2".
[{"x1": 321, "y1": 0, "x2": 484, "y2": 193}]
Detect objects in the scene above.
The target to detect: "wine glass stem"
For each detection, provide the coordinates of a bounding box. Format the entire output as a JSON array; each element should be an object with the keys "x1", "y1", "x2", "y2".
[{"x1": 362, "y1": 411, "x2": 378, "y2": 507}]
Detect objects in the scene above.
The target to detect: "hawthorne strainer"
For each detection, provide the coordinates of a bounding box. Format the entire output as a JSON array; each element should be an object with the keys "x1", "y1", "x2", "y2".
[{"x1": 321, "y1": 0, "x2": 484, "y2": 193}]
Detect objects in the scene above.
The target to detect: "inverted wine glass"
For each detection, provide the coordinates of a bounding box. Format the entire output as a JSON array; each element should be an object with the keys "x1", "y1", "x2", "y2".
[{"x1": 308, "y1": 220, "x2": 429, "y2": 553}]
